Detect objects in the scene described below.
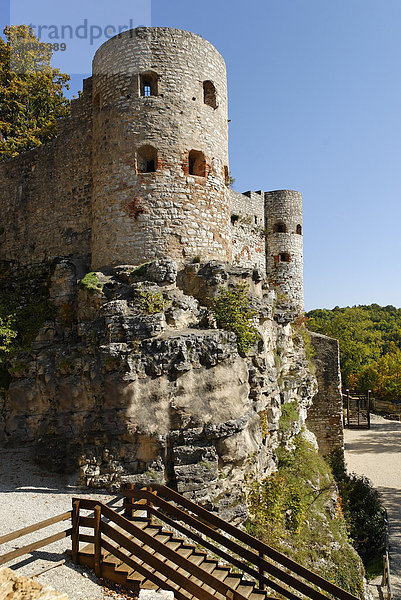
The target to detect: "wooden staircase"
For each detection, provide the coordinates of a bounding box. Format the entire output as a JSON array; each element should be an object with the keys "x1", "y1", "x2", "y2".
[
  {"x1": 76, "y1": 515, "x2": 266, "y2": 600},
  {"x1": 70, "y1": 485, "x2": 360, "y2": 600}
]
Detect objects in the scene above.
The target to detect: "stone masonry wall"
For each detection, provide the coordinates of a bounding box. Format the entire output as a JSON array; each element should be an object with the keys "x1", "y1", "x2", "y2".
[
  {"x1": 265, "y1": 190, "x2": 304, "y2": 312},
  {"x1": 230, "y1": 189, "x2": 265, "y2": 270},
  {"x1": 91, "y1": 27, "x2": 231, "y2": 269},
  {"x1": 0, "y1": 78, "x2": 93, "y2": 267},
  {"x1": 306, "y1": 331, "x2": 344, "y2": 457}
]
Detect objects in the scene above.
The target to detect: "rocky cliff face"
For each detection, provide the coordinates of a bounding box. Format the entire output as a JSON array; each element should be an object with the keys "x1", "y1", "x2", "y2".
[{"x1": 0, "y1": 258, "x2": 317, "y2": 519}]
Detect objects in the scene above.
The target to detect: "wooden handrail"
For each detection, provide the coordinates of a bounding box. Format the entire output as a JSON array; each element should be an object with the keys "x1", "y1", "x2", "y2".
[
  {"x1": 125, "y1": 485, "x2": 359, "y2": 600},
  {"x1": 101, "y1": 522, "x2": 219, "y2": 600},
  {"x1": 124, "y1": 490, "x2": 328, "y2": 600},
  {"x1": 124, "y1": 499, "x2": 298, "y2": 600},
  {"x1": 100, "y1": 539, "x2": 197, "y2": 600},
  {"x1": 0, "y1": 510, "x2": 72, "y2": 567},
  {"x1": 101, "y1": 503, "x2": 250, "y2": 600},
  {"x1": 0, "y1": 529, "x2": 72, "y2": 566},
  {"x1": 72, "y1": 498, "x2": 249, "y2": 600},
  {"x1": 91, "y1": 500, "x2": 250, "y2": 600},
  {"x1": 0, "y1": 511, "x2": 71, "y2": 545}
]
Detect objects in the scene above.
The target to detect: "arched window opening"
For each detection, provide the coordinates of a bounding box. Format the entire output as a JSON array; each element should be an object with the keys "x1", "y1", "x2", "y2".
[
  {"x1": 203, "y1": 80, "x2": 217, "y2": 109},
  {"x1": 278, "y1": 252, "x2": 291, "y2": 263},
  {"x1": 139, "y1": 71, "x2": 158, "y2": 97},
  {"x1": 273, "y1": 222, "x2": 287, "y2": 233},
  {"x1": 189, "y1": 150, "x2": 206, "y2": 177},
  {"x1": 137, "y1": 145, "x2": 158, "y2": 173},
  {"x1": 296, "y1": 224, "x2": 302, "y2": 235}
]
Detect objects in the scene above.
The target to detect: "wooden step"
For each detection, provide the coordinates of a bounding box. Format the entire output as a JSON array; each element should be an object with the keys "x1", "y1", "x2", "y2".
[
  {"x1": 74, "y1": 513, "x2": 269, "y2": 600},
  {"x1": 153, "y1": 533, "x2": 172, "y2": 544},
  {"x1": 223, "y1": 574, "x2": 243, "y2": 589},
  {"x1": 101, "y1": 561, "x2": 129, "y2": 586},
  {"x1": 143, "y1": 526, "x2": 163, "y2": 537},
  {"x1": 164, "y1": 539, "x2": 183, "y2": 551},
  {"x1": 184, "y1": 552, "x2": 208, "y2": 567},
  {"x1": 198, "y1": 581, "x2": 225, "y2": 600},
  {"x1": 248, "y1": 591, "x2": 268, "y2": 600},
  {"x1": 174, "y1": 546, "x2": 197, "y2": 560},
  {"x1": 196, "y1": 559, "x2": 218, "y2": 573},
  {"x1": 209, "y1": 567, "x2": 231, "y2": 582},
  {"x1": 236, "y1": 582, "x2": 258, "y2": 598}
]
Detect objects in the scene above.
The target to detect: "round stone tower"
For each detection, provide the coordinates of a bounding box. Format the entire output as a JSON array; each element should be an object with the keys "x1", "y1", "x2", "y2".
[
  {"x1": 265, "y1": 190, "x2": 304, "y2": 312},
  {"x1": 90, "y1": 27, "x2": 231, "y2": 269}
]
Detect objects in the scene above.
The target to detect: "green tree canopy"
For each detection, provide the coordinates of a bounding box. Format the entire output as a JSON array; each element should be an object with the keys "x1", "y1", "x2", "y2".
[
  {"x1": 0, "y1": 25, "x2": 70, "y2": 160},
  {"x1": 307, "y1": 304, "x2": 401, "y2": 399},
  {"x1": 357, "y1": 351, "x2": 401, "y2": 401}
]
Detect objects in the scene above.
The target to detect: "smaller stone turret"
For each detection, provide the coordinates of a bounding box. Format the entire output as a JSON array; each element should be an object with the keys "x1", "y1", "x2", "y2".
[{"x1": 264, "y1": 190, "x2": 304, "y2": 312}]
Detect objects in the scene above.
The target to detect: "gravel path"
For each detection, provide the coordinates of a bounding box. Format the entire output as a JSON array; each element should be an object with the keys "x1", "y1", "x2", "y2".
[
  {"x1": 0, "y1": 446, "x2": 128, "y2": 600},
  {"x1": 344, "y1": 414, "x2": 401, "y2": 599}
]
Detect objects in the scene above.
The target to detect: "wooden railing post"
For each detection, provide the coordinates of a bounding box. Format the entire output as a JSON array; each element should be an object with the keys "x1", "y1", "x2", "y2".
[
  {"x1": 148, "y1": 486, "x2": 153, "y2": 524},
  {"x1": 367, "y1": 390, "x2": 371, "y2": 429},
  {"x1": 258, "y1": 550, "x2": 265, "y2": 590},
  {"x1": 382, "y1": 553, "x2": 387, "y2": 586},
  {"x1": 124, "y1": 483, "x2": 134, "y2": 519},
  {"x1": 94, "y1": 505, "x2": 102, "y2": 578},
  {"x1": 71, "y1": 500, "x2": 80, "y2": 564},
  {"x1": 346, "y1": 389, "x2": 350, "y2": 427}
]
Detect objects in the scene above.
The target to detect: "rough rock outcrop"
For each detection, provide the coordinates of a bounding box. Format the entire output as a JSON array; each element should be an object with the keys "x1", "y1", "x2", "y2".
[
  {"x1": 0, "y1": 258, "x2": 317, "y2": 518},
  {"x1": 0, "y1": 568, "x2": 67, "y2": 600}
]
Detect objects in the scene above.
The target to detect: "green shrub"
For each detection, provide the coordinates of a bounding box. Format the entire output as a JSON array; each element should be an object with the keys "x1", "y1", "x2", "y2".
[
  {"x1": 0, "y1": 265, "x2": 56, "y2": 387},
  {"x1": 278, "y1": 401, "x2": 299, "y2": 432},
  {"x1": 292, "y1": 315, "x2": 316, "y2": 364},
  {"x1": 328, "y1": 450, "x2": 386, "y2": 568},
  {"x1": 0, "y1": 315, "x2": 17, "y2": 353},
  {"x1": 246, "y1": 435, "x2": 365, "y2": 597},
  {"x1": 210, "y1": 283, "x2": 259, "y2": 355},
  {"x1": 138, "y1": 290, "x2": 171, "y2": 314}
]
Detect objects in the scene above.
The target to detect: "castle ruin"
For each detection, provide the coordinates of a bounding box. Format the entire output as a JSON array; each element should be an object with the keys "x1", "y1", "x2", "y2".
[
  {"x1": 0, "y1": 27, "x2": 304, "y2": 311},
  {"x1": 0, "y1": 28, "x2": 343, "y2": 501}
]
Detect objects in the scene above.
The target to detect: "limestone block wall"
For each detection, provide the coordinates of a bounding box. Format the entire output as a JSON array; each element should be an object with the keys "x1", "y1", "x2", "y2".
[
  {"x1": 306, "y1": 331, "x2": 344, "y2": 457},
  {"x1": 0, "y1": 80, "x2": 93, "y2": 267},
  {"x1": 91, "y1": 27, "x2": 231, "y2": 269},
  {"x1": 265, "y1": 190, "x2": 303, "y2": 311},
  {"x1": 230, "y1": 189, "x2": 265, "y2": 270}
]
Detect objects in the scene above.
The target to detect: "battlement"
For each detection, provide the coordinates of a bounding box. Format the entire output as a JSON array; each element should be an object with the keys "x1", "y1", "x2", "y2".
[{"x1": 0, "y1": 27, "x2": 304, "y2": 312}]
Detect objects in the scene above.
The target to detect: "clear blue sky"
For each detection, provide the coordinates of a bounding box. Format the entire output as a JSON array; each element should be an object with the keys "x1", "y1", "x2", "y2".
[{"x1": 2, "y1": 0, "x2": 401, "y2": 311}]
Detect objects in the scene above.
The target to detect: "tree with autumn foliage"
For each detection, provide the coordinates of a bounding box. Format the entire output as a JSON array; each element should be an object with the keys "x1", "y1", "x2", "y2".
[
  {"x1": 0, "y1": 25, "x2": 70, "y2": 161},
  {"x1": 357, "y1": 351, "x2": 401, "y2": 401},
  {"x1": 307, "y1": 304, "x2": 401, "y2": 400}
]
